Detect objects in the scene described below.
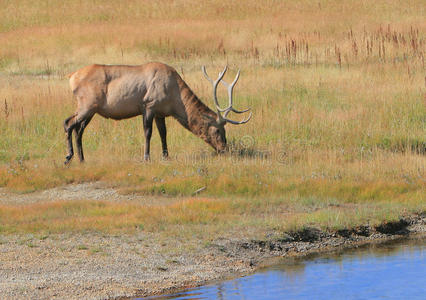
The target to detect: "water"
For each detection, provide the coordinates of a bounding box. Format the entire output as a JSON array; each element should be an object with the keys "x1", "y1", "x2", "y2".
[{"x1": 142, "y1": 237, "x2": 425, "y2": 300}]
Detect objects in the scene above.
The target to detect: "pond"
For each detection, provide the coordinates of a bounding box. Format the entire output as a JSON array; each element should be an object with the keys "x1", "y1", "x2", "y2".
[{"x1": 141, "y1": 237, "x2": 425, "y2": 299}]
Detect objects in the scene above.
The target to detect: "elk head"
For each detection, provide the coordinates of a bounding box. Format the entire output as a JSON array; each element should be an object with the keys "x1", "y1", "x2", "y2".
[{"x1": 202, "y1": 65, "x2": 252, "y2": 152}]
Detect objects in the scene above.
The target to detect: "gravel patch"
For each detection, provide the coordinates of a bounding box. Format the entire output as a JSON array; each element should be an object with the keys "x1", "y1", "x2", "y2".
[
  {"x1": 0, "y1": 182, "x2": 124, "y2": 205},
  {"x1": 0, "y1": 182, "x2": 172, "y2": 206},
  {"x1": 0, "y1": 232, "x2": 253, "y2": 300}
]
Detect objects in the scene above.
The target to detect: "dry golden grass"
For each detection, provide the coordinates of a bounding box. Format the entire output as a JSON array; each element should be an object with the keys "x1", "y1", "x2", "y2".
[
  {"x1": 0, "y1": 0, "x2": 424, "y2": 234},
  {"x1": 0, "y1": 193, "x2": 423, "y2": 236}
]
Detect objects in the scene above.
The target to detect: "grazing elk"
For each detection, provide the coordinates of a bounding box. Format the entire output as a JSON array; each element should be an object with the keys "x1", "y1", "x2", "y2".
[{"x1": 64, "y1": 62, "x2": 251, "y2": 164}]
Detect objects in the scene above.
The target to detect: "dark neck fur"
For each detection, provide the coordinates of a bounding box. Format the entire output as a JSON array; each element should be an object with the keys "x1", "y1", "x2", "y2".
[{"x1": 175, "y1": 75, "x2": 217, "y2": 142}]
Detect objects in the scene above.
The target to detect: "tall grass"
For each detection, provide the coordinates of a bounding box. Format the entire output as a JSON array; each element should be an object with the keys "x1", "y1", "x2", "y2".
[{"x1": 0, "y1": 0, "x2": 424, "y2": 233}]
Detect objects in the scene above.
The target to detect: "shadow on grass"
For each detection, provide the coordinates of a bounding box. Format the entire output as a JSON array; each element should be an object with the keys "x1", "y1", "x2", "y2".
[
  {"x1": 377, "y1": 137, "x2": 425, "y2": 155},
  {"x1": 226, "y1": 139, "x2": 271, "y2": 160}
]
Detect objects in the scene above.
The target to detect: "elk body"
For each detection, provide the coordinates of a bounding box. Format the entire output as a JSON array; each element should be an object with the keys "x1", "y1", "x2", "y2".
[{"x1": 64, "y1": 62, "x2": 251, "y2": 164}]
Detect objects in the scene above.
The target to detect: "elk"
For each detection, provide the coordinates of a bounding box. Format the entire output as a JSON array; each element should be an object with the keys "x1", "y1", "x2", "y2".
[{"x1": 64, "y1": 62, "x2": 251, "y2": 164}]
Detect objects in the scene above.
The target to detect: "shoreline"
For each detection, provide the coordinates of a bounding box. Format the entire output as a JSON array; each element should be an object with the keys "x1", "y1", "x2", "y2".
[
  {"x1": 1, "y1": 214, "x2": 424, "y2": 300},
  {"x1": 130, "y1": 214, "x2": 425, "y2": 299}
]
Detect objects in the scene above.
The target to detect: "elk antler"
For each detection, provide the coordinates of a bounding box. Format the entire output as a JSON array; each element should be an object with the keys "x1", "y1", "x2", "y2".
[{"x1": 202, "y1": 66, "x2": 252, "y2": 125}]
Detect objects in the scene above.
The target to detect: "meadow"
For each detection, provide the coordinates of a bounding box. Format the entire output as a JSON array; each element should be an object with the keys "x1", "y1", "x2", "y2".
[{"x1": 0, "y1": 0, "x2": 424, "y2": 238}]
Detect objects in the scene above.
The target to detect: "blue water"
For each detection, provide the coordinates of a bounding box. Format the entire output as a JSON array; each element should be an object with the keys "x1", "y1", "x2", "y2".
[{"x1": 142, "y1": 237, "x2": 425, "y2": 300}]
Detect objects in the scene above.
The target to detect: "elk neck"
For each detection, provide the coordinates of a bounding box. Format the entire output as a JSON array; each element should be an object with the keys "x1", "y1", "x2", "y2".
[{"x1": 174, "y1": 74, "x2": 219, "y2": 144}]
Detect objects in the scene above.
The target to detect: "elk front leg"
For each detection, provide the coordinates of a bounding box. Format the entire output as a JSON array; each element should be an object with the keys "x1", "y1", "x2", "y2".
[
  {"x1": 143, "y1": 111, "x2": 155, "y2": 161},
  {"x1": 155, "y1": 116, "x2": 168, "y2": 158}
]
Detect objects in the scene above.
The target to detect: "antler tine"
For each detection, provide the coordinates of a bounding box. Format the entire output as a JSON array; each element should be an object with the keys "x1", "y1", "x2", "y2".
[
  {"x1": 231, "y1": 107, "x2": 251, "y2": 114},
  {"x1": 202, "y1": 65, "x2": 228, "y2": 113},
  {"x1": 223, "y1": 109, "x2": 252, "y2": 125},
  {"x1": 201, "y1": 65, "x2": 212, "y2": 83},
  {"x1": 220, "y1": 69, "x2": 239, "y2": 110}
]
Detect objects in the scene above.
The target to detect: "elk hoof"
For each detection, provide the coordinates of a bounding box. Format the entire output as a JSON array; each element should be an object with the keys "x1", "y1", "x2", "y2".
[
  {"x1": 64, "y1": 155, "x2": 73, "y2": 165},
  {"x1": 144, "y1": 154, "x2": 150, "y2": 161}
]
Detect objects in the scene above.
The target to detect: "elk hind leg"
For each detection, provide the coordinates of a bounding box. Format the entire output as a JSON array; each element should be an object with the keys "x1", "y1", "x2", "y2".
[
  {"x1": 64, "y1": 114, "x2": 78, "y2": 165},
  {"x1": 64, "y1": 110, "x2": 94, "y2": 165},
  {"x1": 143, "y1": 110, "x2": 155, "y2": 161},
  {"x1": 75, "y1": 115, "x2": 93, "y2": 162}
]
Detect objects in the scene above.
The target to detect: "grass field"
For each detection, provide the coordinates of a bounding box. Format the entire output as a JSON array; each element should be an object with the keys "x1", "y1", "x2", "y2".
[{"x1": 0, "y1": 0, "x2": 424, "y2": 237}]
